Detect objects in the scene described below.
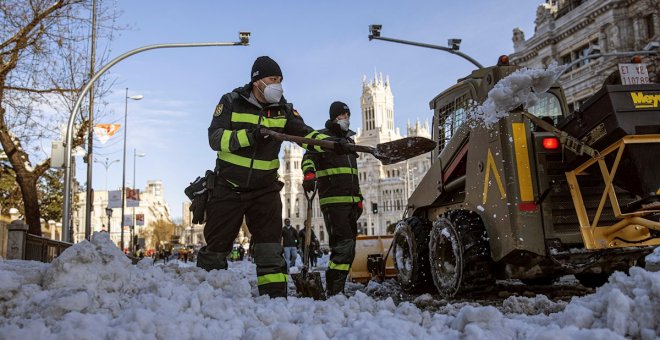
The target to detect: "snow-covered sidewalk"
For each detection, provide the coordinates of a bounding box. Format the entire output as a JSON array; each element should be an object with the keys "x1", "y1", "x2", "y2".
[{"x1": 1, "y1": 233, "x2": 659, "y2": 339}]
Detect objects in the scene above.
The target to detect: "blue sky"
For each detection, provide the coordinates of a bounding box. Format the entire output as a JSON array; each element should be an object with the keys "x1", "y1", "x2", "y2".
[{"x1": 83, "y1": 0, "x2": 542, "y2": 220}]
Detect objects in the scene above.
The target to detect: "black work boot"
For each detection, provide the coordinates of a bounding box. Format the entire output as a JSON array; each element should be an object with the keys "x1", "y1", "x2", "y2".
[
  {"x1": 326, "y1": 268, "x2": 349, "y2": 296},
  {"x1": 196, "y1": 246, "x2": 229, "y2": 271}
]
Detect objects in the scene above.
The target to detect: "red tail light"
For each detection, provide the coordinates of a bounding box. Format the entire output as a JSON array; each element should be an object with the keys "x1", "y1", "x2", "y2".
[
  {"x1": 631, "y1": 55, "x2": 642, "y2": 64},
  {"x1": 542, "y1": 137, "x2": 559, "y2": 150},
  {"x1": 497, "y1": 55, "x2": 510, "y2": 66}
]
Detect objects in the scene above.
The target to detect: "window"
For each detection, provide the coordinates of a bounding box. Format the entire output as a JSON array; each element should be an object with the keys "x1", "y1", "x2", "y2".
[
  {"x1": 645, "y1": 14, "x2": 656, "y2": 38},
  {"x1": 527, "y1": 92, "x2": 563, "y2": 124},
  {"x1": 437, "y1": 93, "x2": 470, "y2": 151}
]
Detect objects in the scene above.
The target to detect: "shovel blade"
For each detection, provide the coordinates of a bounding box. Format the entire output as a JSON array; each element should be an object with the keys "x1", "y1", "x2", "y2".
[
  {"x1": 291, "y1": 271, "x2": 326, "y2": 300},
  {"x1": 374, "y1": 137, "x2": 436, "y2": 165}
]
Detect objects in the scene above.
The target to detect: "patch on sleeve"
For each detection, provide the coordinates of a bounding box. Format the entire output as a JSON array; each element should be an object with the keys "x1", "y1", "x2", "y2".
[
  {"x1": 293, "y1": 109, "x2": 300, "y2": 117},
  {"x1": 213, "y1": 103, "x2": 224, "y2": 117}
]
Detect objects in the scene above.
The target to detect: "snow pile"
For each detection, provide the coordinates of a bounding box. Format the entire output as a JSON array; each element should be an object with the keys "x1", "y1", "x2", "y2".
[
  {"x1": 1, "y1": 232, "x2": 659, "y2": 339},
  {"x1": 470, "y1": 64, "x2": 563, "y2": 126},
  {"x1": 645, "y1": 246, "x2": 660, "y2": 272}
]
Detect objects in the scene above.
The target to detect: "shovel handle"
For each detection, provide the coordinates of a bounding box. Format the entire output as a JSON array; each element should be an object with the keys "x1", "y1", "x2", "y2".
[{"x1": 260, "y1": 128, "x2": 376, "y2": 154}]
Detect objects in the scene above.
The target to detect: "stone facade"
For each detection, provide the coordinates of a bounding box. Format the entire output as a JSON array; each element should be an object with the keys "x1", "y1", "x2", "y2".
[
  {"x1": 73, "y1": 180, "x2": 172, "y2": 250},
  {"x1": 509, "y1": 0, "x2": 659, "y2": 111},
  {"x1": 279, "y1": 73, "x2": 431, "y2": 244}
]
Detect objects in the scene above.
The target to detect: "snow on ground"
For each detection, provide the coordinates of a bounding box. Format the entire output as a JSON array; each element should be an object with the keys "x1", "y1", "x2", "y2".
[{"x1": 1, "y1": 233, "x2": 659, "y2": 339}]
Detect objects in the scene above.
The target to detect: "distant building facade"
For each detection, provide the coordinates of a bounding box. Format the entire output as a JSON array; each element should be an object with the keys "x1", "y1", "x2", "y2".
[
  {"x1": 280, "y1": 73, "x2": 431, "y2": 245},
  {"x1": 73, "y1": 180, "x2": 172, "y2": 250},
  {"x1": 509, "y1": 0, "x2": 659, "y2": 111}
]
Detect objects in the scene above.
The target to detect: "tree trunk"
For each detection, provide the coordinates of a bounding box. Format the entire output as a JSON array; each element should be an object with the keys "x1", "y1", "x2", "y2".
[{"x1": 16, "y1": 173, "x2": 42, "y2": 236}]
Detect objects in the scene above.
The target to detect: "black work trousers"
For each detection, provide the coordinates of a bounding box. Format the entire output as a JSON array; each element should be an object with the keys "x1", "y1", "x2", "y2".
[
  {"x1": 202, "y1": 181, "x2": 287, "y2": 298},
  {"x1": 321, "y1": 203, "x2": 361, "y2": 295}
]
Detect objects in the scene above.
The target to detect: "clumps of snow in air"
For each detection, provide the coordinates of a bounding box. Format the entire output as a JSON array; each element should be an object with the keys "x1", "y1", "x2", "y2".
[
  {"x1": 1, "y1": 232, "x2": 659, "y2": 338},
  {"x1": 470, "y1": 64, "x2": 564, "y2": 126},
  {"x1": 644, "y1": 246, "x2": 660, "y2": 272}
]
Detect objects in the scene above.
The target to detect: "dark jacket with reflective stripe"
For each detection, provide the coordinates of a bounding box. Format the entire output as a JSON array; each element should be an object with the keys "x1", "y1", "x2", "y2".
[
  {"x1": 208, "y1": 84, "x2": 329, "y2": 191},
  {"x1": 302, "y1": 120, "x2": 361, "y2": 206}
]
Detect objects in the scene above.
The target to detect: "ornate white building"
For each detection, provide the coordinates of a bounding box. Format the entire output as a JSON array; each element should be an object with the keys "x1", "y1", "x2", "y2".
[
  {"x1": 280, "y1": 73, "x2": 431, "y2": 244},
  {"x1": 509, "y1": 0, "x2": 659, "y2": 111},
  {"x1": 73, "y1": 180, "x2": 172, "y2": 250}
]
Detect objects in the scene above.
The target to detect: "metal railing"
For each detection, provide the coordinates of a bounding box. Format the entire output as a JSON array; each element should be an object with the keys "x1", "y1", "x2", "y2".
[{"x1": 24, "y1": 234, "x2": 71, "y2": 263}]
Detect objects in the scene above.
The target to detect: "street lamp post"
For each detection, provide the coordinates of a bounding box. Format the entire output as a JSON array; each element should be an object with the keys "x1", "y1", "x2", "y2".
[
  {"x1": 62, "y1": 33, "x2": 251, "y2": 243},
  {"x1": 368, "y1": 24, "x2": 484, "y2": 69},
  {"x1": 131, "y1": 148, "x2": 146, "y2": 253},
  {"x1": 120, "y1": 90, "x2": 143, "y2": 253},
  {"x1": 94, "y1": 157, "x2": 120, "y2": 191}
]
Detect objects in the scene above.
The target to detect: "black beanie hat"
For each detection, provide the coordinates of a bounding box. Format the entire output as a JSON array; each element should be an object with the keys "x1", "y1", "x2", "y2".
[
  {"x1": 329, "y1": 101, "x2": 350, "y2": 120},
  {"x1": 251, "y1": 56, "x2": 282, "y2": 83}
]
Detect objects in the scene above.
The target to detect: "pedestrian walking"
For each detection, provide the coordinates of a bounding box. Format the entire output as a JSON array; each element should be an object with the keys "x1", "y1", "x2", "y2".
[{"x1": 281, "y1": 218, "x2": 298, "y2": 271}]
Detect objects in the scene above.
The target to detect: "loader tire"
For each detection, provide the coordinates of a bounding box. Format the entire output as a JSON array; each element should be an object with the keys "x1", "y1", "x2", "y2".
[
  {"x1": 429, "y1": 210, "x2": 495, "y2": 298},
  {"x1": 392, "y1": 216, "x2": 433, "y2": 293}
]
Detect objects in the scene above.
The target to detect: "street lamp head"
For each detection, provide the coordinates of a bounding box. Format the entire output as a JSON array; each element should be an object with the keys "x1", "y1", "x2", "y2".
[
  {"x1": 105, "y1": 207, "x2": 113, "y2": 217},
  {"x1": 128, "y1": 95, "x2": 144, "y2": 100},
  {"x1": 369, "y1": 24, "x2": 382, "y2": 40},
  {"x1": 448, "y1": 38, "x2": 462, "y2": 51},
  {"x1": 239, "y1": 31, "x2": 250, "y2": 45},
  {"x1": 643, "y1": 41, "x2": 659, "y2": 51}
]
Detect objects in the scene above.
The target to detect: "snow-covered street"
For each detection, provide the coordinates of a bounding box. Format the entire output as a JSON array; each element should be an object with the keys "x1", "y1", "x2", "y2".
[{"x1": 1, "y1": 233, "x2": 658, "y2": 339}]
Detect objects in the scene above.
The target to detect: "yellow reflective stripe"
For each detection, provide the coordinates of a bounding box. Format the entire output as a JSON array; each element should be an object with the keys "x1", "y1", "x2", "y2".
[
  {"x1": 237, "y1": 129, "x2": 250, "y2": 147},
  {"x1": 317, "y1": 167, "x2": 357, "y2": 177},
  {"x1": 257, "y1": 273, "x2": 288, "y2": 285},
  {"x1": 217, "y1": 151, "x2": 280, "y2": 170},
  {"x1": 315, "y1": 133, "x2": 330, "y2": 140},
  {"x1": 329, "y1": 260, "x2": 350, "y2": 271},
  {"x1": 231, "y1": 112, "x2": 286, "y2": 128},
  {"x1": 302, "y1": 160, "x2": 315, "y2": 171},
  {"x1": 319, "y1": 196, "x2": 360, "y2": 205},
  {"x1": 512, "y1": 123, "x2": 534, "y2": 201},
  {"x1": 303, "y1": 131, "x2": 331, "y2": 141},
  {"x1": 304, "y1": 131, "x2": 318, "y2": 139},
  {"x1": 220, "y1": 130, "x2": 232, "y2": 151}
]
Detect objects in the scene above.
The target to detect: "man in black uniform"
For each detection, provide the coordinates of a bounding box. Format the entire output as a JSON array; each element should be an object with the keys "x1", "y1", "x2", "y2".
[
  {"x1": 197, "y1": 56, "x2": 349, "y2": 298},
  {"x1": 301, "y1": 101, "x2": 363, "y2": 296},
  {"x1": 281, "y1": 218, "x2": 298, "y2": 271}
]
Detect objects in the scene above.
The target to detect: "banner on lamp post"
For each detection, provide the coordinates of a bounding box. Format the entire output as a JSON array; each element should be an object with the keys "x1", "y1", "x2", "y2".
[
  {"x1": 126, "y1": 188, "x2": 140, "y2": 207},
  {"x1": 123, "y1": 214, "x2": 132, "y2": 227},
  {"x1": 107, "y1": 190, "x2": 122, "y2": 208},
  {"x1": 93, "y1": 124, "x2": 121, "y2": 144},
  {"x1": 136, "y1": 214, "x2": 145, "y2": 226}
]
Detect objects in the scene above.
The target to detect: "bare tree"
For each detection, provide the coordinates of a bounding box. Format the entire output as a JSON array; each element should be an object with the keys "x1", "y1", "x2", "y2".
[
  {"x1": 0, "y1": 0, "x2": 120, "y2": 235},
  {"x1": 149, "y1": 219, "x2": 176, "y2": 250}
]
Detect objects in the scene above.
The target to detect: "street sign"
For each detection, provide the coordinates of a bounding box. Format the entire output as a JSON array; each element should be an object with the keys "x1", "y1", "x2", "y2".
[{"x1": 618, "y1": 63, "x2": 650, "y2": 85}]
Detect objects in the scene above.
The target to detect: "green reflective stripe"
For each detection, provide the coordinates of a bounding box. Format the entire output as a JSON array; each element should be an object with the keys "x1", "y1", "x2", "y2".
[
  {"x1": 231, "y1": 112, "x2": 286, "y2": 128},
  {"x1": 237, "y1": 129, "x2": 250, "y2": 147},
  {"x1": 220, "y1": 130, "x2": 232, "y2": 151},
  {"x1": 304, "y1": 131, "x2": 318, "y2": 139},
  {"x1": 329, "y1": 260, "x2": 350, "y2": 271},
  {"x1": 218, "y1": 151, "x2": 280, "y2": 170},
  {"x1": 319, "y1": 196, "x2": 360, "y2": 205},
  {"x1": 317, "y1": 167, "x2": 357, "y2": 177},
  {"x1": 302, "y1": 160, "x2": 315, "y2": 172},
  {"x1": 257, "y1": 273, "x2": 288, "y2": 285},
  {"x1": 315, "y1": 133, "x2": 330, "y2": 140},
  {"x1": 313, "y1": 145, "x2": 324, "y2": 152}
]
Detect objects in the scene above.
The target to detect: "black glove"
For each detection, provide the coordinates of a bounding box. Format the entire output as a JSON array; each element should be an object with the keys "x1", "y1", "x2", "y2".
[
  {"x1": 190, "y1": 190, "x2": 208, "y2": 224},
  {"x1": 302, "y1": 172, "x2": 316, "y2": 193},
  {"x1": 251, "y1": 128, "x2": 271, "y2": 145},
  {"x1": 333, "y1": 137, "x2": 351, "y2": 155}
]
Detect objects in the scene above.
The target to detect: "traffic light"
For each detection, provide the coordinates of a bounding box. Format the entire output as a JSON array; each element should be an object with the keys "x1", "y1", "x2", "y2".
[{"x1": 371, "y1": 202, "x2": 378, "y2": 214}]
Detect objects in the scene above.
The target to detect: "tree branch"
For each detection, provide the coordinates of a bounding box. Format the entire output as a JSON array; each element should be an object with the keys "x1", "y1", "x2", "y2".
[{"x1": 3, "y1": 85, "x2": 79, "y2": 93}]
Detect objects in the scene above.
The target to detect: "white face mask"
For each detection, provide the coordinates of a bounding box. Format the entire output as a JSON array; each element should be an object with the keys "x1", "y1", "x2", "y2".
[
  {"x1": 260, "y1": 81, "x2": 283, "y2": 104},
  {"x1": 337, "y1": 118, "x2": 350, "y2": 131}
]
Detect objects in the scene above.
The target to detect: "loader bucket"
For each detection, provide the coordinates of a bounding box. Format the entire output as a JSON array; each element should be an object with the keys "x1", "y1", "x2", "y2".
[{"x1": 349, "y1": 235, "x2": 396, "y2": 283}]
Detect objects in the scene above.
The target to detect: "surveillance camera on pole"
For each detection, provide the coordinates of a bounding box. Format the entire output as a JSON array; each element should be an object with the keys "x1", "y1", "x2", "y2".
[
  {"x1": 448, "y1": 38, "x2": 461, "y2": 51},
  {"x1": 369, "y1": 24, "x2": 382, "y2": 40},
  {"x1": 239, "y1": 32, "x2": 250, "y2": 45}
]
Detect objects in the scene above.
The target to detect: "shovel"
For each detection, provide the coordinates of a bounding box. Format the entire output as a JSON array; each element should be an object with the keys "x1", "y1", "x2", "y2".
[
  {"x1": 260, "y1": 128, "x2": 435, "y2": 165},
  {"x1": 291, "y1": 185, "x2": 326, "y2": 300}
]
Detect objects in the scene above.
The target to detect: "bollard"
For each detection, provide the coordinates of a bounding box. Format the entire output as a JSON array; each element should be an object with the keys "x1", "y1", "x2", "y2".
[{"x1": 7, "y1": 220, "x2": 28, "y2": 260}]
